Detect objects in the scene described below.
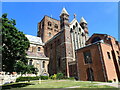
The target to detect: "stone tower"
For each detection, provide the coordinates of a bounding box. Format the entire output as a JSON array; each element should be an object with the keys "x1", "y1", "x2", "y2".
[
  {"x1": 37, "y1": 16, "x2": 60, "y2": 43},
  {"x1": 80, "y1": 17, "x2": 89, "y2": 41},
  {"x1": 59, "y1": 8, "x2": 74, "y2": 77}
]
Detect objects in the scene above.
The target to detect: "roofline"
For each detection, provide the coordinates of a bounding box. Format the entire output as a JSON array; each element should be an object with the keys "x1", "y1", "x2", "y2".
[
  {"x1": 27, "y1": 56, "x2": 49, "y2": 60},
  {"x1": 38, "y1": 15, "x2": 60, "y2": 23},
  {"x1": 45, "y1": 30, "x2": 63, "y2": 44},
  {"x1": 86, "y1": 33, "x2": 108, "y2": 42},
  {"x1": 76, "y1": 40, "x2": 111, "y2": 51}
]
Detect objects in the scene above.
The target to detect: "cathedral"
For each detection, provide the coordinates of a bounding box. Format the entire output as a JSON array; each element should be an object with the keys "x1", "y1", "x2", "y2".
[{"x1": 26, "y1": 8, "x2": 120, "y2": 82}]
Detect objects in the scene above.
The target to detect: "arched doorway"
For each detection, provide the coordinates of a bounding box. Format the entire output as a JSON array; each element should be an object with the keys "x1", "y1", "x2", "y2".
[{"x1": 86, "y1": 68, "x2": 94, "y2": 81}]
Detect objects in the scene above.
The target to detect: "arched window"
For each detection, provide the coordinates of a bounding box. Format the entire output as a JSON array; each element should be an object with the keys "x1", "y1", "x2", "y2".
[
  {"x1": 79, "y1": 28, "x2": 81, "y2": 32},
  {"x1": 58, "y1": 58, "x2": 61, "y2": 68},
  {"x1": 70, "y1": 28, "x2": 73, "y2": 32},
  {"x1": 91, "y1": 37, "x2": 101, "y2": 43},
  {"x1": 73, "y1": 25, "x2": 75, "y2": 29},
  {"x1": 76, "y1": 22, "x2": 78, "y2": 27},
  {"x1": 48, "y1": 32, "x2": 51, "y2": 37},
  {"x1": 48, "y1": 21, "x2": 52, "y2": 26},
  {"x1": 29, "y1": 59, "x2": 33, "y2": 65},
  {"x1": 86, "y1": 68, "x2": 94, "y2": 81},
  {"x1": 37, "y1": 47, "x2": 41, "y2": 51},
  {"x1": 42, "y1": 61, "x2": 45, "y2": 68},
  {"x1": 54, "y1": 24, "x2": 58, "y2": 29}
]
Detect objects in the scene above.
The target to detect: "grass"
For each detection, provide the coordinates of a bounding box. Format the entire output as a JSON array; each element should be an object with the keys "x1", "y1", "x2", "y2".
[{"x1": 1, "y1": 80, "x2": 116, "y2": 89}]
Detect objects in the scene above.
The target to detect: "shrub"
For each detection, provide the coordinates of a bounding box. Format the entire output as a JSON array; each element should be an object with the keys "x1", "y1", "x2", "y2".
[
  {"x1": 56, "y1": 73, "x2": 64, "y2": 80},
  {"x1": 16, "y1": 76, "x2": 48, "y2": 82},
  {"x1": 68, "y1": 77, "x2": 75, "y2": 80},
  {"x1": 40, "y1": 76, "x2": 49, "y2": 80},
  {"x1": 50, "y1": 74, "x2": 57, "y2": 80},
  {"x1": 108, "y1": 80, "x2": 112, "y2": 83}
]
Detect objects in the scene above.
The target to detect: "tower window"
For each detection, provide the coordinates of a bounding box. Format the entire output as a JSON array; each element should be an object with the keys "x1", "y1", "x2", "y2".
[
  {"x1": 48, "y1": 32, "x2": 51, "y2": 37},
  {"x1": 54, "y1": 24, "x2": 58, "y2": 29},
  {"x1": 42, "y1": 22, "x2": 44, "y2": 28},
  {"x1": 37, "y1": 47, "x2": 41, "y2": 51},
  {"x1": 83, "y1": 50, "x2": 92, "y2": 64},
  {"x1": 48, "y1": 21, "x2": 52, "y2": 26},
  {"x1": 107, "y1": 52, "x2": 111, "y2": 59}
]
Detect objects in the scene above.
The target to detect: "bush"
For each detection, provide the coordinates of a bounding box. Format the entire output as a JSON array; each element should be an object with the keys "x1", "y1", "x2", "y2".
[
  {"x1": 68, "y1": 77, "x2": 75, "y2": 80},
  {"x1": 49, "y1": 74, "x2": 57, "y2": 80},
  {"x1": 108, "y1": 80, "x2": 112, "y2": 83},
  {"x1": 40, "y1": 76, "x2": 49, "y2": 80},
  {"x1": 56, "y1": 73, "x2": 64, "y2": 80},
  {"x1": 16, "y1": 76, "x2": 48, "y2": 82}
]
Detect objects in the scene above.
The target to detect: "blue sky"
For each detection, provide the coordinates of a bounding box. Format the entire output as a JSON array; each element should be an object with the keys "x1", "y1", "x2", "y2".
[{"x1": 2, "y1": 2, "x2": 118, "y2": 40}]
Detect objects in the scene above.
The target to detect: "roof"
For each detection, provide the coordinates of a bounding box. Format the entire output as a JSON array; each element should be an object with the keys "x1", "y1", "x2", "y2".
[
  {"x1": 25, "y1": 35, "x2": 43, "y2": 45},
  {"x1": 60, "y1": 8, "x2": 69, "y2": 16},
  {"x1": 26, "y1": 51, "x2": 49, "y2": 60},
  {"x1": 80, "y1": 17, "x2": 87, "y2": 24}
]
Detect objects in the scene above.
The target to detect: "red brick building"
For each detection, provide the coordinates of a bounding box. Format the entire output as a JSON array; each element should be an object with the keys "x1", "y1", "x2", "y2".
[
  {"x1": 35, "y1": 8, "x2": 120, "y2": 82},
  {"x1": 76, "y1": 34, "x2": 120, "y2": 82}
]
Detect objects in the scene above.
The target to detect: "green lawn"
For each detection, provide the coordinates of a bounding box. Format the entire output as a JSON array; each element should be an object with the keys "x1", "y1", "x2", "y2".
[{"x1": 2, "y1": 80, "x2": 116, "y2": 89}]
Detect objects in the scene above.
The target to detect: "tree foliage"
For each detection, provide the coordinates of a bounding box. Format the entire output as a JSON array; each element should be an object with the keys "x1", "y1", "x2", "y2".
[
  {"x1": 2, "y1": 13, "x2": 30, "y2": 72},
  {"x1": 14, "y1": 61, "x2": 38, "y2": 75}
]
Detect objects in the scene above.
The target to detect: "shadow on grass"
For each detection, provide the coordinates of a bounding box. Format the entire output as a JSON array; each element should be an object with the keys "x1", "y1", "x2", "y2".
[{"x1": 1, "y1": 82, "x2": 35, "y2": 89}]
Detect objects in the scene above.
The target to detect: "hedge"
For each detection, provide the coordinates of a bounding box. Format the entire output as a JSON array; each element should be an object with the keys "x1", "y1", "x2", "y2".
[{"x1": 16, "y1": 76, "x2": 48, "y2": 82}]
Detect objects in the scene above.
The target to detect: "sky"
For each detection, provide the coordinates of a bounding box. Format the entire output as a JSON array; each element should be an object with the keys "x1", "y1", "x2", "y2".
[{"x1": 2, "y1": 2, "x2": 118, "y2": 40}]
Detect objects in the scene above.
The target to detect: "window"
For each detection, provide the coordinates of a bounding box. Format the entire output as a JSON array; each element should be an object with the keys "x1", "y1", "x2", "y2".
[
  {"x1": 81, "y1": 33, "x2": 85, "y2": 36},
  {"x1": 42, "y1": 61, "x2": 45, "y2": 68},
  {"x1": 48, "y1": 32, "x2": 51, "y2": 37},
  {"x1": 83, "y1": 50, "x2": 92, "y2": 64},
  {"x1": 48, "y1": 21, "x2": 52, "y2": 26},
  {"x1": 54, "y1": 24, "x2": 58, "y2": 29},
  {"x1": 118, "y1": 56, "x2": 120, "y2": 65},
  {"x1": 42, "y1": 22, "x2": 44, "y2": 28},
  {"x1": 70, "y1": 28, "x2": 73, "y2": 32},
  {"x1": 38, "y1": 47, "x2": 40, "y2": 51},
  {"x1": 76, "y1": 22, "x2": 78, "y2": 27},
  {"x1": 79, "y1": 28, "x2": 81, "y2": 32},
  {"x1": 50, "y1": 44, "x2": 52, "y2": 49},
  {"x1": 116, "y1": 51, "x2": 119, "y2": 55},
  {"x1": 107, "y1": 52, "x2": 111, "y2": 59},
  {"x1": 58, "y1": 58, "x2": 61, "y2": 68},
  {"x1": 29, "y1": 59, "x2": 33, "y2": 65},
  {"x1": 73, "y1": 25, "x2": 75, "y2": 29}
]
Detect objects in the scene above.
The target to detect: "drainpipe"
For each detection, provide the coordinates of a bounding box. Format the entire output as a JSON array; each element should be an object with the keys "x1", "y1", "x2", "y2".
[{"x1": 97, "y1": 42, "x2": 107, "y2": 82}]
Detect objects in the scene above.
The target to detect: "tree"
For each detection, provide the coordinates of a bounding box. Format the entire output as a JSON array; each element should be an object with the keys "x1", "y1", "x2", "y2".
[
  {"x1": 2, "y1": 13, "x2": 30, "y2": 73},
  {"x1": 14, "y1": 61, "x2": 38, "y2": 75}
]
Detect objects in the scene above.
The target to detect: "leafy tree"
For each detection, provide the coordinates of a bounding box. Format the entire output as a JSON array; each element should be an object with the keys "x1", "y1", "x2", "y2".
[
  {"x1": 2, "y1": 13, "x2": 30, "y2": 73},
  {"x1": 14, "y1": 61, "x2": 38, "y2": 75}
]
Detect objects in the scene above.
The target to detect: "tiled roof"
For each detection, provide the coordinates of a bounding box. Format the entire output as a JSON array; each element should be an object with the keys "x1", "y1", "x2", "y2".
[
  {"x1": 25, "y1": 35, "x2": 43, "y2": 45},
  {"x1": 26, "y1": 51, "x2": 47, "y2": 58}
]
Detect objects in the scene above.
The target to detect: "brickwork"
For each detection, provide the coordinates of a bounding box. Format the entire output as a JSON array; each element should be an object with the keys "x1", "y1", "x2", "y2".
[
  {"x1": 37, "y1": 16, "x2": 60, "y2": 43},
  {"x1": 76, "y1": 34, "x2": 120, "y2": 82}
]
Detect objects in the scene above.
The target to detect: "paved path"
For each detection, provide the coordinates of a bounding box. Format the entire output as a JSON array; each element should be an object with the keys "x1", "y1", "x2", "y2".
[{"x1": 95, "y1": 82, "x2": 120, "y2": 88}]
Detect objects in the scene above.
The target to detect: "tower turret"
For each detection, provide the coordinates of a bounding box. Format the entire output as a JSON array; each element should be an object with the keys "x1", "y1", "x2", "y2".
[
  {"x1": 60, "y1": 8, "x2": 69, "y2": 30},
  {"x1": 80, "y1": 17, "x2": 88, "y2": 34}
]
